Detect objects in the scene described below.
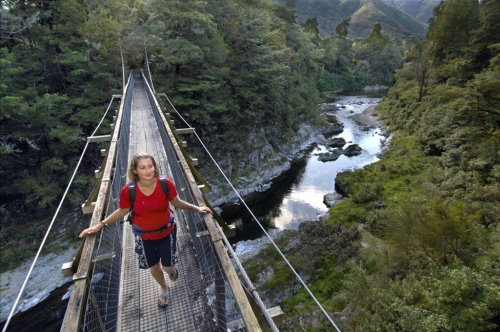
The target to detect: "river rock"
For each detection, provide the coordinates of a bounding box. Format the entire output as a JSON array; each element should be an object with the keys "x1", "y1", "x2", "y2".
[
  {"x1": 324, "y1": 123, "x2": 344, "y2": 135},
  {"x1": 343, "y1": 144, "x2": 362, "y2": 157},
  {"x1": 380, "y1": 128, "x2": 391, "y2": 137},
  {"x1": 323, "y1": 112, "x2": 338, "y2": 123},
  {"x1": 318, "y1": 149, "x2": 342, "y2": 162},
  {"x1": 320, "y1": 103, "x2": 338, "y2": 112},
  {"x1": 256, "y1": 182, "x2": 271, "y2": 192},
  {"x1": 335, "y1": 171, "x2": 350, "y2": 197},
  {"x1": 328, "y1": 137, "x2": 346, "y2": 148},
  {"x1": 323, "y1": 193, "x2": 340, "y2": 207},
  {"x1": 0, "y1": 246, "x2": 77, "y2": 322},
  {"x1": 360, "y1": 126, "x2": 371, "y2": 132}
]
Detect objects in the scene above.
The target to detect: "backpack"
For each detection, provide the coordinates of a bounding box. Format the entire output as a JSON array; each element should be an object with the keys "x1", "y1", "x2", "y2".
[{"x1": 126, "y1": 177, "x2": 174, "y2": 235}]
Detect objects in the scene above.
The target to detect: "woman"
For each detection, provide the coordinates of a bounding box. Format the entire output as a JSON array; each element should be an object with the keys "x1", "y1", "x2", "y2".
[{"x1": 79, "y1": 152, "x2": 211, "y2": 307}]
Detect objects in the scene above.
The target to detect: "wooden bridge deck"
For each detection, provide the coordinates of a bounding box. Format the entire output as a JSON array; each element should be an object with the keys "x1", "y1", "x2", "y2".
[{"x1": 117, "y1": 76, "x2": 213, "y2": 331}]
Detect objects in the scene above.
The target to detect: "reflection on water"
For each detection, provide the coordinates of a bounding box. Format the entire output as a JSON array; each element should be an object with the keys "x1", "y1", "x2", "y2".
[{"x1": 221, "y1": 96, "x2": 384, "y2": 253}]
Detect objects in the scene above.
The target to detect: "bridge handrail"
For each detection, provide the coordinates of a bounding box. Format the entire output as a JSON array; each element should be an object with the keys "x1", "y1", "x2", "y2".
[
  {"x1": 61, "y1": 73, "x2": 132, "y2": 332},
  {"x1": 141, "y1": 72, "x2": 262, "y2": 331}
]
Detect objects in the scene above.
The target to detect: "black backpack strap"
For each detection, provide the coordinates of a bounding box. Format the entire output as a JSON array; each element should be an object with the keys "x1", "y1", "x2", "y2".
[
  {"x1": 126, "y1": 182, "x2": 136, "y2": 224},
  {"x1": 159, "y1": 177, "x2": 169, "y2": 197}
]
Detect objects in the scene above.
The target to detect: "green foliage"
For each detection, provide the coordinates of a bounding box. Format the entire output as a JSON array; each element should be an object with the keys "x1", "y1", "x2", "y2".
[
  {"x1": 316, "y1": 23, "x2": 404, "y2": 94},
  {"x1": 0, "y1": 0, "x2": 121, "y2": 271},
  {"x1": 327, "y1": 201, "x2": 368, "y2": 224},
  {"x1": 143, "y1": 0, "x2": 322, "y2": 160},
  {"x1": 282, "y1": 265, "x2": 345, "y2": 315},
  {"x1": 337, "y1": 263, "x2": 500, "y2": 331},
  {"x1": 270, "y1": 1, "x2": 500, "y2": 330},
  {"x1": 427, "y1": 0, "x2": 480, "y2": 66}
]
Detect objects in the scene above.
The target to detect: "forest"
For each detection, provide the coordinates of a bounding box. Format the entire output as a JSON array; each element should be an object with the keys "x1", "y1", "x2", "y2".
[
  {"x1": 1, "y1": 0, "x2": 499, "y2": 330},
  {"x1": 0, "y1": 0, "x2": 402, "y2": 272}
]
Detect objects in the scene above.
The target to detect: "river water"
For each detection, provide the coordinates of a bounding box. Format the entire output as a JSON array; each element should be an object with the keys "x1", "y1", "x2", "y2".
[{"x1": 221, "y1": 96, "x2": 385, "y2": 258}]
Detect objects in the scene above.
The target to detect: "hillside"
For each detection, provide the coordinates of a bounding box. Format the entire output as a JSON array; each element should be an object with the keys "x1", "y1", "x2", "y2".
[
  {"x1": 276, "y1": 0, "x2": 428, "y2": 39},
  {"x1": 245, "y1": 0, "x2": 500, "y2": 330},
  {"x1": 383, "y1": 0, "x2": 442, "y2": 23},
  {"x1": 348, "y1": 0, "x2": 428, "y2": 38}
]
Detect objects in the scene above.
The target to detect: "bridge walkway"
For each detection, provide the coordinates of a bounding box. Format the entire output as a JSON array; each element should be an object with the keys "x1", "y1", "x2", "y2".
[{"x1": 118, "y1": 76, "x2": 215, "y2": 331}]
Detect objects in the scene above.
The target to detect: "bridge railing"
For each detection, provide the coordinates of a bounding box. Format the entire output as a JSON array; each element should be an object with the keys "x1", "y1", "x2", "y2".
[
  {"x1": 60, "y1": 73, "x2": 134, "y2": 332},
  {"x1": 142, "y1": 72, "x2": 261, "y2": 331}
]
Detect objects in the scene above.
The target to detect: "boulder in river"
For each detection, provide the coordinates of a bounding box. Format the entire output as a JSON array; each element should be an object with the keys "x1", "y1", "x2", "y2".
[
  {"x1": 343, "y1": 144, "x2": 362, "y2": 157},
  {"x1": 324, "y1": 123, "x2": 344, "y2": 135},
  {"x1": 323, "y1": 193, "x2": 340, "y2": 207},
  {"x1": 328, "y1": 137, "x2": 346, "y2": 148},
  {"x1": 323, "y1": 112, "x2": 338, "y2": 123},
  {"x1": 318, "y1": 149, "x2": 343, "y2": 162}
]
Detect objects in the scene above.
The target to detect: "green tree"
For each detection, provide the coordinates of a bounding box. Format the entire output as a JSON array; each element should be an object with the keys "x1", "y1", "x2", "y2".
[
  {"x1": 335, "y1": 18, "x2": 350, "y2": 39},
  {"x1": 405, "y1": 40, "x2": 432, "y2": 101},
  {"x1": 427, "y1": 0, "x2": 480, "y2": 65},
  {"x1": 0, "y1": 0, "x2": 121, "y2": 271}
]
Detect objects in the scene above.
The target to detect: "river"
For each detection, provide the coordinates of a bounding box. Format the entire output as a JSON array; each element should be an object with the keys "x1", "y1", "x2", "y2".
[
  {"x1": 220, "y1": 96, "x2": 386, "y2": 258},
  {"x1": 0, "y1": 95, "x2": 385, "y2": 331}
]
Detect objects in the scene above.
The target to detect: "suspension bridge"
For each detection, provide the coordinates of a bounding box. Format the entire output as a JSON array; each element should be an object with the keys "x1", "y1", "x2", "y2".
[
  {"x1": 2, "y1": 54, "x2": 341, "y2": 331},
  {"x1": 55, "y1": 70, "x2": 281, "y2": 331}
]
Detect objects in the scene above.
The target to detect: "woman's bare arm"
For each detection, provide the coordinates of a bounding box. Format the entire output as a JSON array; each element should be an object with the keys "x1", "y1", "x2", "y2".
[
  {"x1": 170, "y1": 196, "x2": 212, "y2": 214},
  {"x1": 79, "y1": 208, "x2": 130, "y2": 238}
]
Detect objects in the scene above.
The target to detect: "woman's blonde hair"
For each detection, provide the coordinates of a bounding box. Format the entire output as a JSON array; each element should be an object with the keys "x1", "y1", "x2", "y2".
[{"x1": 128, "y1": 152, "x2": 160, "y2": 182}]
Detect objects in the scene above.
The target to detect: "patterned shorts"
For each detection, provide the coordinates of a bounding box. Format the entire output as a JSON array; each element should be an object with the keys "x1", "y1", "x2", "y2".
[{"x1": 134, "y1": 225, "x2": 178, "y2": 269}]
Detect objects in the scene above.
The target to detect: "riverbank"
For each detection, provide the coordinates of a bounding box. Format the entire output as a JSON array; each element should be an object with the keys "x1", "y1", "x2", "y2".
[
  {"x1": 350, "y1": 105, "x2": 379, "y2": 127},
  {"x1": 206, "y1": 122, "x2": 330, "y2": 207},
  {"x1": 223, "y1": 96, "x2": 386, "y2": 260},
  {"x1": 0, "y1": 244, "x2": 78, "y2": 323}
]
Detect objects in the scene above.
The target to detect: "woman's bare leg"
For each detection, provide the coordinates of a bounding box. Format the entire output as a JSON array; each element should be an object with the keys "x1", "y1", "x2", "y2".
[
  {"x1": 150, "y1": 262, "x2": 168, "y2": 291},
  {"x1": 162, "y1": 264, "x2": 178, "y2": 280}
]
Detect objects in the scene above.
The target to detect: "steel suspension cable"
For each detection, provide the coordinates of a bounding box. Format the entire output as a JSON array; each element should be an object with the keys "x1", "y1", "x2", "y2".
[
  {"x1": 159, "y1": 93, "x2": 342, "y2": 331},
  {"x1": 2, "y1": 96, "x2": 119, "y2": 332}
]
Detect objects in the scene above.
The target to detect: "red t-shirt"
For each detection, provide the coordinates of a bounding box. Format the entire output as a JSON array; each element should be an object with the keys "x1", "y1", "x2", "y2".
[{"x1": 120, "y1": 177, "x2": 178, "y2": 240}]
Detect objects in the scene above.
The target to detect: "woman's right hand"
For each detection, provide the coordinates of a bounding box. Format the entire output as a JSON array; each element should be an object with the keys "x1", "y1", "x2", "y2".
[{"x1": 79, "y1": 223, "x2": 103, "y2": 238}]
